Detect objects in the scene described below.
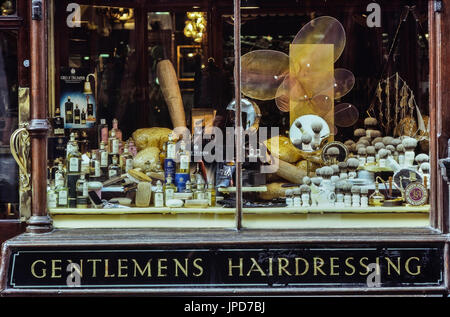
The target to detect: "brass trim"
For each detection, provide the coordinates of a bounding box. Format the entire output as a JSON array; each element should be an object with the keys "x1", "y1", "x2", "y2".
[{"x1": 9, "y1": 123, "x2": 31, "y2": 192}]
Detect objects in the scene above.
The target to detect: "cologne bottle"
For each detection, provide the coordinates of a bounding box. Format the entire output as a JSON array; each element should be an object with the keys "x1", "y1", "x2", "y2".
[
  {"x1": 110, "y1": 118, "x2": 122, "y2": 141},
  {"x1": 74, "y1": 104, "x2": 81, "y2": 124},
  {"x1": 64, "y1": 96, "x2": 73, "y2": 124},
  {"x1": 164, "y1": 175, "x2": 176, "y2": 205},
  {"x1": 120, "y1": 146, "x2": 133, "y2": 173},
  {"x1": 54, "y1": 163, "x2": 66, "y2": 188},
  {"x1": 66, "y1": 133, "x2": 81, "y2": 175},
  {"x1": 47, "y1": 185, "x2": 58, "y2": 209},
  {"x1": 108, "y1": 155, "x2": 120, "y2": 178},
  {"x1": 194, "y1": 178, "x2": 205, "y2": 200},
  {"x1": 76, "y1": 174, "x2": 89, "y2": 208},
  {"x1": 53, "y1": 115, "x2": 65, "y2": 136},
  {"x1": 90, "y1": 150, "x2": 102, "y2": 180},
  {"x1": 177, "y1": 140, "x2": 190, "y2": 174},
  {"x1": 154, "y1": 180, "x2": 164, "y2": 207},
  {"x1": 166, "y1": 133, "x2": 176, "y2": 160},
  {"x1": 98, "y1": 141, "x2": 109, "y2": 176},
  {"x1": 56, "y1": 184, "x2": 69, "y2": 208},
  {"x1": 369, "y1": 180, "x2": 385, "y2": 206},
  {"x1": 207, "y1": 181, "x2": 216, "y2": 207},
  {"x1": 108, "y1": 129, "x2": 119, "y2": 155},
  {"x1": 87, "y1": 96, "x2": 94, "y2": 117},
  {"x1": 81, "y1": 109, "x2": 86, "y2": 125},
  {"x1": 98, "y1": 118, "x2": 108, "y2": 146}
]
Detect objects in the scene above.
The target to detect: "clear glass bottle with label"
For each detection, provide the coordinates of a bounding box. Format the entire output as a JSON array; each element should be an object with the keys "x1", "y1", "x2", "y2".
[
  {"x1": 98, "y1": 141, "x2": 109, "y2": 176},
  {"x1": 120, "y1": 146, "x2": 133, "y2": 173},
  {"x1": 164, "y1": 176, "x2": 176, "y2": 205},
  {"x1": 110, "y1": 118, "x2": 122, "y2": 141},
  {"x1": 90, "y1": 150, "x2": 102, "y2": 180},
  {"x1": 47, "y1": 185, "x2": 58, "y2": 209},
  {"x1": 108, "y1": 155, "x2": 120, "y2": 179},
  {"x1": 66, "y1": 133, "x2": 81, "y2": 175},
  {"x1": 54, "y1": 163, "x2": 66, "y2": 188},
  {"x1": 177, "y1": 140, "x2": 190, "y2": 174},
  {"x1": 194, "y1": 178, "x2": 205, "y2": 200},
  {"x1": 166, "y1": 133, "x2": 176, "y2": 160},
  {"x1": 56, "y1": 184, "x2": 69, "y2": 208},
  {"x1": 207, "y1": 181, "x2": 216, "y2": 207},
  {"x1": 108, "y1": 129, "x2": 119, "y2": 155},
  {"x1": 154, "y1": 180, "x2": 164, "y2": 207}
]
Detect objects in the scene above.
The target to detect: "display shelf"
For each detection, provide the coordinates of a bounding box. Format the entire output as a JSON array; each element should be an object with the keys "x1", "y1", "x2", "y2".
[{"x1": 49, "y1": 205, "x2": 430, "y2": 215}]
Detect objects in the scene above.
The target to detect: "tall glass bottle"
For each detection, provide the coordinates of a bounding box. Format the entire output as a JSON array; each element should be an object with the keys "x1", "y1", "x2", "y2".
[
  {"x1": 110, "y1": 118, "x2": 122, "y2": 141},
  {"x1": 108, "y1": 155, "x2": 120, "y2": 179},
  {"x1": 98, "y1": 118, "x2": 108, "y2": 146},
  {"x1": 54, "y1": 163, "x2": 66, "y2": 189},
  {"x1": 64, "y1": 96, "x2": 73, "y2": 124},
  {"x1": 98, "y1": 141, "x2": 109, "y2": 176},
  {"x1": 108, "y1": 129, "x2": 119, "y2": 155},
  {"x1": 154, "y1": 180, "x2": 164, "y2": 207},
  {"x1": 164, "y1": 175, "x2": 176, "y2": 205},
  {"x1": 81, "y1": 109, "x2": 86, "y2": 125},
  {"x1": 66, "y1": 133, "x2": 81, "y2": 175},
  {"x1": 90, "y1": 150, "x2": 102, "y2": 180},
  {"x1": 120, "y1": 146, "x2": 133, "y2": 173},
  {"x1": 177, "y1": 140, "x2": 190, "y2": 174},
  {"x1": 74, "y1": 105, "x2": 81, "y2": 124}
]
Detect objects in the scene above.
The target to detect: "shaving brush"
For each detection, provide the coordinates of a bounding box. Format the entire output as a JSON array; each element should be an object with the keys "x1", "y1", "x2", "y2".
[
  {"x1": 326, "y1": 146, "x2": 340, "y2": 164},
  {"x1": 346, "y1": 158, "x2": 360, "y2": 179},
  {"x1": 311, "y1": 121, "x2": 323, "y2": 146},
  {"x1": 301, "y1": 132, "x2": 313, "y2": 151},
  {"x1": 402, "y1": 137, "x2": 418, "y2": 166}
]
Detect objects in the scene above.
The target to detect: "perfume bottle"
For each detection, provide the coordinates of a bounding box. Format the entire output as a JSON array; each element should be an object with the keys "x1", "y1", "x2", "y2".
[
  {"x1": 66, "y1": 133, "x2": 81, "y2": 175},
  {"x1": 74, "y1": 105, "x2": 81, "y2": 124},
  {"x1": 369, "y1": 179, "x2": 385, "y2": 206},
  {"x1": 164, "y1": 175, "x2": 176, "y2": 205},
  {"x1": 65, "y1": 96, "x2": 74, "y2": 124},
  {"x1": 98, "y1": 118, "x2": 108, "y2": 146},
  {"x1": 177, "y1": 140, "x2": 190, "y2": 174},
  {"x1": 207, "y1": 181, "x2": 216, "y2": 207},
  {"x1": 154, "y1": 180, "x2": 164, "y2": 207},
  {"x1": 47, "y1": 185, "x2": 58, "y2": 209},
  {"x1": 81, "y1": 109, "x2": 86, "y2": 125},
  {"x1": 110, "y1": 118, "x2": 122, "y2": 141},
  {"x1": 99, "y1": 141, "x2": 109, "y2": 176}
]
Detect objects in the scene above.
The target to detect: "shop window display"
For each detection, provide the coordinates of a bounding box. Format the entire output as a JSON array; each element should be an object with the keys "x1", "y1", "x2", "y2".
[{"x1": 48, "y1": 1, "x2": 430, "y2": 229}]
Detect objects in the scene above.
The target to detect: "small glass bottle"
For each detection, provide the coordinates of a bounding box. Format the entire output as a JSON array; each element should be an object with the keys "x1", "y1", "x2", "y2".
[
  {"x1": 120, "y1": 146, "x2": 134, "y2": 173},
  {"x1": 98, "y1": 141, "x2": 109, "y2": 176},
  {"x1": 177, "y1": 140, "x2": 190, "y2": 174},
  {"x1": 54, "y1": 163, "x2": 66, "y2": 188},
  {"x1": 56, "y1": 183, "x2": 69, "y2": 208},
  {"x1": 108, "y1": 155, "x2": 120, "y2": 179},
  {"x1": 166, "y1": 133, "x2": 176, "y2": 160},
  {"x1": 108, "y1": 129, "x2": 119, "y2": 155},
  {"x1": 66, "y1": 133, "x2": 81, "y2": 175},
  {"x1": 369, "y1": 180, "x2": 385, "y2": 206},
  {"x1": 300, "y1": 185, "x2": 311, "y2": 207},
  {"x1": 164, "y1": 175, "x2": 176, "y2": 205},
  {"x1": 184, "y1": 180, "x2": 193, "y2": 195},
  {"x1": 98, "y1": 118, "x2": 108, "y2": 145},
  {"x1": 110, "y1": 118, "x2": 122, "y2": 141},
  {"x1": 90, "y1": 150, "x2": 102, "y2": 180},
  {"x1": 154, "y1": 180, "x2": 164, "y2": 207},
  {"x1": 194, "y1": 178, "x2": 206, "y2": 200},
  {"x1": 207, "y1": 181, "x2": 216, "y2": 207},
  {"x1": 47, "y1": 185, "x2": 58, "y2": 209}
]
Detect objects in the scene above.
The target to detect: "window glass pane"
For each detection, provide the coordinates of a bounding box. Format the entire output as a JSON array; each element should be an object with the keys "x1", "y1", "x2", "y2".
[
  {"x1": 0, "y1": 30, "x2": 19, "y2": 219},
  {"x1": 49, "y1": 3, "x2": 235, "y2": 228},
  {"x1": 0, "y1": 0, "x2": 16, "y2": 16},
  {"x1": 239, "y1": 0, "x2": 430, "y2": 228}
]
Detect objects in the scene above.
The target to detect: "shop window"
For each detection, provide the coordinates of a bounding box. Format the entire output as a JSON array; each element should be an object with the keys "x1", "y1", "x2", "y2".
[
  {"x1": 0, "y1": 30, "x2": 19, "y2": 219},
  {"x1": 48, "y1": 0, "x2": 431, "y2": 230}
]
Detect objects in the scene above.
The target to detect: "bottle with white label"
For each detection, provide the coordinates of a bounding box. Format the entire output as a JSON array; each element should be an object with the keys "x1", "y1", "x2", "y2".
[
  {"x1": 66, "y1": 133, "x2": 81, "y2": 175},
  {"x1": 56, "y1": 184, "x2": 68, "y2": 207},
  {"x1": 54, "y1": 163, "x2": 66, "y2": 188},
  {"x1": 98, "y1": 141, "x2": 109, "y2": 177},
  {"x1": 90, "y1": 151, "x2": 102, "y2": 180},
  {"x1": 120, "y1": 146, "x2": 133, "y2": 173},
  {"x1": 164, "y1": 176, "x2": 176, "y2": 205},
  {"x1": 194, "y1": 178, "x2": 206, "y2": 200},
  {"x1": 177, "y1": 140, "x2": 190, "y2": 174},
  {"x1": 166, "y1": 133, "x2": 176, "y2": 160},
  {"x1": 207, "y1": 181, "x2": 216, "y2": 207},
  {"x1": 108, "y1": 155, "x2": 120, "y2": 179},
  {"x1": 47, "y1": 185, "x2": 58, "y2": 209},
  {"x1": 108, "y1": 129, "x2": 119, "y2": 155},
  {"x1": 154, "y1": 180, "x2": 164, "y2": 207}
]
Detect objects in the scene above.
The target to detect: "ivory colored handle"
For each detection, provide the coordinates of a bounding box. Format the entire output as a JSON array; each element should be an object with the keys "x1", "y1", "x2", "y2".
[
  {"x1": 156, "y1": 60, "x2": 187, "y2": 129},
  {"x1": 275, "y1": 157, "x2": 307, "y2": 184}
]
